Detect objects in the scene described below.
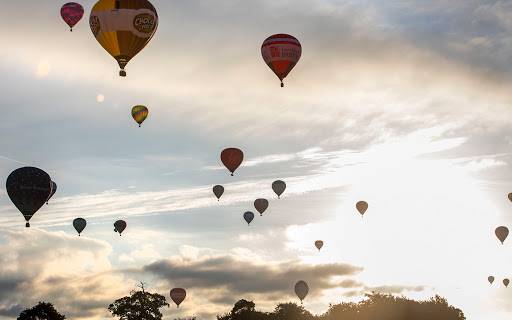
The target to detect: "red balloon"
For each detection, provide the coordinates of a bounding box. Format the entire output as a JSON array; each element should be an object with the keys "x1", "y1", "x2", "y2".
[
  {"x1": 221, "y1": 148, "x2": 244, "y2": 176},
  {"x1": 261, "y1": 34, "x2": 302, "y2": 87},
  {"x1": 170, "y1": 288, "x2": 186, "y2": 307},
  {"x1": 61, "y1": 2, "x2": 84, "y2": 31}
]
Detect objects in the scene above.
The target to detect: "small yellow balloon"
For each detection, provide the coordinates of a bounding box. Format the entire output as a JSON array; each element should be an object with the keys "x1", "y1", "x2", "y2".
[{"x1": 131, "y1": 105, "x2": 149, "y2": 127}]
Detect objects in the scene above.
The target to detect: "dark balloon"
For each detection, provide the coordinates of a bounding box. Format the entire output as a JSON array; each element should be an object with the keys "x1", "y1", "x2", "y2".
[
  {"x1": 6, "y1": 167, "x2": 52, "y2": 227},
  {"x1": 244, "y1": 211, "x2": 254, "y2": 225},
  {"x1": 495, "y1": 226, "x2": 509, "y2": 244},
  {"x1": 294, "y1": 280, "x2": 309, "y2": 303},
  {"x1": 46, "y1": 181, "x2": 57, "y2": 204},
  {"x1": 170, "y1": 288, "x2": 186, "y2": 307},
  {"x1": 213, "y1": 185, "x2": 224, "y2": 201},
  {"x1": 488, "y1": 276, "x2": 495, "y2": 284},
  {"x1": 272, "y1": 180, "x2": 286, "y2": 199},
  {"x1": 114, "y1": 220, "x2": 127, "y2": 236},
  {"x1": 221, "y1": 148, "x2": 244, "y2": 176},
  {"x1": 61, "y1": 2, "x2": 84, "y2": 31},
  {"x1": 356, "y1": 201, "x2": 368, "y2": 216},
  {"x1": 73, "y1": 218, "x2": 87, "y2": 236},
  {"x1": 315, "y1": 240, "x2": 324, "y2": 251},
  {"x1": 254, "y1": 198, "x2": 269, "y2": 216},
  {"x1": 504, "y1": 279, "x2": 510, "y2": 288},
  {"x1": 508, "y1": 193, "x2": 512, "y2": 203}
]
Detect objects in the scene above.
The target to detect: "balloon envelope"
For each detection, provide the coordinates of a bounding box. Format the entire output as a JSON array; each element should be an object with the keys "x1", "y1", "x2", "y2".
[
  {"x1": 495, "y1": 226, "x2": 509, "y2": 244},
  {"x1": 73, "y1": 218, "x2": 87, "y2": 235},
  {"x1": 261, "y1": 34, "x2": 302, "y2": 87},
  {"x1": 6, "y1": 167, "x2": 52, "y2": 227},
  {"x1": 221, "y1": 148, "x2": 244, "y2": 176},
  {"x1": 508, "y1": 193, "x2": 512, "y2": 202},
  {"x1": 170, "y1": 288, "x2": 186, "y2": 307},
  {"x1": 272, "y1": 180, "x2": 286, "y2": 198},
  {"x1": 254, "y1": 198, "x2": 269, "y2": 216},
  {"x1": 61, "y1": 2, "x2": 84, "y2": 31},
  {"x1": 114, "y1": 220, "x2": 127, "y2": 235},
  {"x1": 294, "y1": 280, "x2": 309, "y2": 302},
  {"x1": 488, "y1": 276, "x2": 495, "y2": 284},
  {"x1": 132, "y1": 105, "x2": 148, "y2": 127},
  {"x1": 356, "y1": 201, "x2": 368, "y2": 216},
  {"x1": 315, "y1": 240, "x2": 324, "y2": 251},
  {"x1": 244, "y1": 211, "x2": 254, "y2": 225},
  {"x1": 90, "y1": 0, "x2": 158, "y2": 76},
  {"x1": 46, "y1": 181, "x2": 57, "y2": 204},
  {"x1": 504, "y1": 279, "x2": 510, "y2": 288},
  {"x1": 213, "y1": 185, "x2": 224, "y2": 200}
]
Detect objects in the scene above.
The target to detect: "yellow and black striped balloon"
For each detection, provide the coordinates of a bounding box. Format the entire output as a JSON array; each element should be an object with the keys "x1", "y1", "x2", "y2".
[
  {"x1": 131, "y1": 105, "x2": 148, "y2": 127},
  {"x1": 90, "y1": 0, "x2": 158, "y2": 76}
]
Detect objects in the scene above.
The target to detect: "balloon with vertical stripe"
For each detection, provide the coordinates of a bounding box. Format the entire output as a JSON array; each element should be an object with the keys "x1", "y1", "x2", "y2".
[
  {"x1": 131, "y1": 105, "x2": 149, "y2": 127},
  {"x1": 90, "y1": 0, "x2": 158, "y2": 76}
]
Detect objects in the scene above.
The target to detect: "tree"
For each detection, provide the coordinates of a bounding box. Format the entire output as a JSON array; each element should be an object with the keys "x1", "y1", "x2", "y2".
[
  {"x1": 274, "y1": 303, "x2": 314, "y2": 320},
  {"x1": 17, "y1": 302, "x2": 66, "y2": 320},
  {"x1": 217, "y1": 299, "x2": 269, "y2": 320},
  {"x1": 108, "y1": 283, "x2": 169, "y2": 320},
  {"x1": 217, "y1": 293, "x2": 465, "y2": 320}
]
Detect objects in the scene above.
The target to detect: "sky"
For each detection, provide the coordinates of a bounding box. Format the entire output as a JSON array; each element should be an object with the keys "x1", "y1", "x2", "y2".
[{"x1": 1, "y1": 0, "x2": 512, "y2": 319}]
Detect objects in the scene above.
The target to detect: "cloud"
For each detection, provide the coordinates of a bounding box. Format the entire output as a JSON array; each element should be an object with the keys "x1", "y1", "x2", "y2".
[
  {"x1": 143, "y1": 255, "x2": 362, "y2": 296},
  {"x1": 0, "y1": 127, "x2": 469, "y2": 231},
  {"x1": 0, "y1": 229, "x2": 132, "y2": 319}
]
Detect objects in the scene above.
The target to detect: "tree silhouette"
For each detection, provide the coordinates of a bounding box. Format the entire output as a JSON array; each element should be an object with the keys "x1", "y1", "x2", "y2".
[
  {"x1": 17, "y1": 302, "x2": 66, "y2": 320},
  {"x1": 274, "y1": 303, "x2": 314, "y2": 320},
  {"x1": 217, "y1": 299, "x2": 269, "y2": 320},
  {"x1": 217, "y1": 293, "x2": 465, "y2": 320},
  {"x1": 108, "y1": 283, "x2": 169, "y2": 320}
]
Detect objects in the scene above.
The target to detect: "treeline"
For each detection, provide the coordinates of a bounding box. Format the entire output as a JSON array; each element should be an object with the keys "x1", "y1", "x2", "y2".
[
  {"x1": 216, "y1": 293, "x2": 465, "y2": 320},
  {"x1": 16, "y1": 292, "x2": 465, "y2": 320}
]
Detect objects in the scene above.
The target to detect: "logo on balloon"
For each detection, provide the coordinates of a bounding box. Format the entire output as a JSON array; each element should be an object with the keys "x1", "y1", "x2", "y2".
[
  {"x1": 90, "y1": 15, "x2": 100, "y2": 37},
  {"x1": 270, "y1": 46, "x2": 280, "y2": 58},
  {"x1": 133, "y1": 14, "x2": 156, "y2": 34}
]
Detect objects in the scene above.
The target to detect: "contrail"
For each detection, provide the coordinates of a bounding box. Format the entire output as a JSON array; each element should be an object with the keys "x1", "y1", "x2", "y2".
[{"x1": 0, "y1": 156, "x2": 30, "y2": 166}]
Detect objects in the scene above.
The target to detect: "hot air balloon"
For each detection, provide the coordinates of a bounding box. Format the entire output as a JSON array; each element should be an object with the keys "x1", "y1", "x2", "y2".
[
  {"x1": 73, "y1": 218, "x2": 87, "y2": 236},
  {"x1": 132, "y1": 105, "x2": 148, "y2": 127},
  {"x1": 294, "y1": 280, "x2": 309, "y2": 304},
  {"x1": 261, "y1": 34, "x2": 302, "y2": 87},
  {"x1": 315, "y1": 240, "x2": 324, "y2": 251},
  {"x1": 254, "y1": 198, "x2": 269, "y2": 216},
  {"x1": 244, "y1": 211, "x2": 254, "y2": 225},
  {"x1": 356, "y1": 201, "x2": 368, "y2": 217},
  {"x1": 90, "y1": 0, "x2": 159, "y2": 77},
  {"x1": 508, "y1": 193, "x2": 512, "y2": 202},
  {"x1": 6, "y1": 167, "x2": 52, "y2": 227},
  {"x1": 170, "y1": 288, "x2": 186, "y2": 307},
  {"x1": 46, "y1": 181, "x2": 57, "y2": 204},
  {"x1": 272, "y1": 180, "x2": 286, "y2": 199},
  {"x1": 213, "y1": 185, "x2": 224, "y2": 201},
  {"x1": 488, "y1": 276, "x2": 495, "y2": 284},
  {"x1": 504, "y1": 279, "x2": 510, "y2": 288},
  {"x1": 495, "y1": 226, "x2": 509, "y2": 244},
  {"x1": 61, "y1": 2, "x2": 84, "y2": 31},
  {"x1": 221, "y1": 148, "x2": 244, "y2": 176},
  {"x1": 114, "y1": 220, "x2": 127, "y2": 236}
]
